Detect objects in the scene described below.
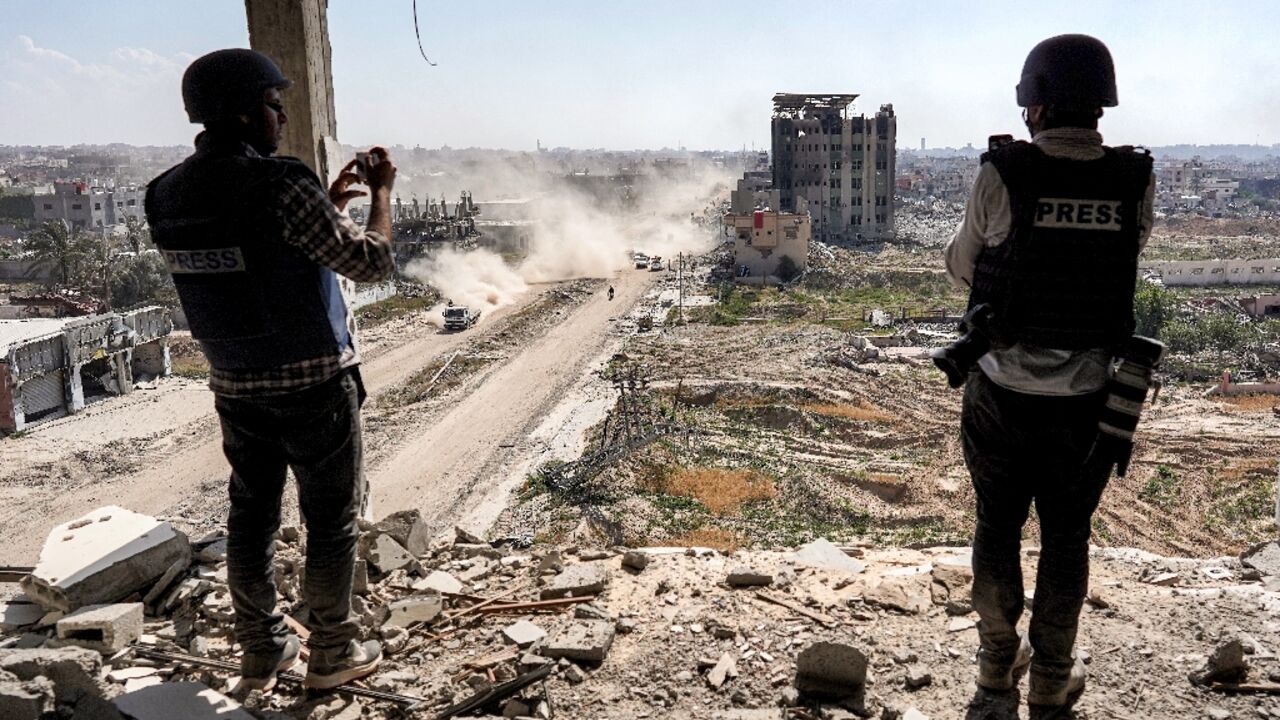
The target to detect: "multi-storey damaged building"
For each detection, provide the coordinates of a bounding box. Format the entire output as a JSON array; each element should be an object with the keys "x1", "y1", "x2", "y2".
[
  {"x1": 771, "y1": 94, "x2": 896, "y2": 241},
  {"x1": 0, "y1": 307, "x2": 171, "y2": 433}
]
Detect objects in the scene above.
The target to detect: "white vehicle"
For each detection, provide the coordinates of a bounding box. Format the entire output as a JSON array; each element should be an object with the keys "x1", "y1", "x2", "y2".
[
  {"x1": 633, "y1": 253, "x2": 649, "y2": 269},
  {"x1": 442, "y1": 305, "x2": 481, "y2": 331},
  {"x1": 649, "y1": 256, "x2": 663, "y2": 271}
]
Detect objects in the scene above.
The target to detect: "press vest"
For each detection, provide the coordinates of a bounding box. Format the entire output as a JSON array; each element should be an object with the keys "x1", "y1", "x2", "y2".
[
  {"x1": 968, "y1": 140, "x2": 1152, "y2": 351},
  {"x1": 145, "y1": 137, "x2": 349, "y2": 370}
]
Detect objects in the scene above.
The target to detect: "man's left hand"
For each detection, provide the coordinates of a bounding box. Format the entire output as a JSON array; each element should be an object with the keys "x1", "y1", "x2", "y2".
[{"x1": 328, "y1": 159, "x2": 367, "y2": 211}]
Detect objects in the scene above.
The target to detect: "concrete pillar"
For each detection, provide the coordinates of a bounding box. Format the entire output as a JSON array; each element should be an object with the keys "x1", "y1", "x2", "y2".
[{"x1": 245, "y1": 0, "x2": 338, "y2": 180}]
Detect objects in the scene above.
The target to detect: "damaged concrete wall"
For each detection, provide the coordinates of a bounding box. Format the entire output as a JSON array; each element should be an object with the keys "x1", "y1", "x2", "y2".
[{"x1": 1144, "y1": 258, "x2": 1280, "y2": 286}]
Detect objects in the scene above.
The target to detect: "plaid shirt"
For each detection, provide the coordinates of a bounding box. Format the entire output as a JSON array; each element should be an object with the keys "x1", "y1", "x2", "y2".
[{"x1": 208, "y1": 143, "x2": 393, "y2": 397}]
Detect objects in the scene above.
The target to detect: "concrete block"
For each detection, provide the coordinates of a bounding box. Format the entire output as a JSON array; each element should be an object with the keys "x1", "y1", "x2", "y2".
[
  {"x1": 56, "y1": 603, "x2": 143, "y2": 653},
  {"x1": 795, "y1": 641, "x2": 867, "y2": 700},
  {"x1": 621, "y1": 550, "x2": 649, "y2": 571},
  {"x1": 21, "y1": 506, "x2": 191, "y2": 612},
  {"x1": 540, "y1": 562, "x2": 609, "y2": 599},
  {"x1": 791, "y1": 538, "x2": 865, "y2": 574},
  {"x1": 0, "y1": 676, "x2": 55, "y2": 720},
  {"x1": 113, "y1": 681, "x2": 254, "y2": 720},
  {"x1": 376, "y1": 510, "x2": 431, "y2": 558},
  {"x1": 543, "y1": 620, "x2": 615, "y2": 664},
  {"x1": 726, "y1": 566, "x2": 773, "y2": 587},
  {"x1": 352, "y1": 560, "x2": 368, "y2": 595},
  {"x1": 0, "y1": 646, "x2": 102, "y2": 701},
  {"x1": 365, "y1": 534, "x2": 414, "y2": 575},
  {"x1": 382, "y1": 594, "x2": 442, "y2": 629}
]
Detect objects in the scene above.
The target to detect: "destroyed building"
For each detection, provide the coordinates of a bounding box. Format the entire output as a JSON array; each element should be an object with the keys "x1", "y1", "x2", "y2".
[
  {"x1": 771, "y1": 93, "x2": 897, "y2": 241},
  {"x1": 0, "y1": 306, "x2": 171, "y2": 433},
  {"x1": 724, "y1": 209, "x2": 811, "y2": 281}
]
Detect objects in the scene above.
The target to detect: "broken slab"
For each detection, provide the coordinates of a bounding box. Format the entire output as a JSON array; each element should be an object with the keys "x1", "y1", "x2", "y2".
[
  {"x1": 376, "y1": 510, "x2": 431, "y2": 558},
  {"x1": 413, "y1": 570, "x2": 464, "y2": 595},
  {"x1": 502, "y1": 619, "x2": 546, "y2": 648},
  {"x1": 454, "y1": 526, "x2": 487, "y2": 545},
  {"x1": 621, "y1": 550, "x2": 650, "y2": 571},
  {"x1": 540, "y1": 562, "x2": 609, "y2": 599},
  {"x1": 1242, "y1": 541, "x2": 1280, "y2": 577},
  {"x1": 0, "y1": 646, "x2": 103, "y2": 701},
  {"x1": 21, "y1": 506, "x2": 191, "y2": 613},
  {"x1": 382, "y1": 594, "x2": 443, "y2": 629},
  {"x1": 0, "y1": 601, "x2": 43, "y2": 632},
  {"x1": 56, "y1": 602, "x2": 143, "y2": 654},
  {"x1": 365, "y1": 534, "x2": 415, "y2": 575},
  {"x1": 795, "y1": 641, "x2": 867, "y2": 700},
  {"x1": 726, "y1": 566, "x2": 773, "y2": 588},
  {"x1": 791, "y1": 538, "x2": 866, "y2": 574},
  {"x1": 931, "y1": 560, "x2": 974, "y2": 615},
  {"x1": 543, "y1": 620, "x2": 615, "y2": 664},
  {"x1": 113, "y1": 681, "x2": 255, "y2": 720},
  {"x1": 1190, "y1": 638, "x2": 1249, "y2": 686}
]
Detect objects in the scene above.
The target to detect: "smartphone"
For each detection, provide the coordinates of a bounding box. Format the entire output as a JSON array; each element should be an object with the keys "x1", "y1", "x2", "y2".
[
  {"x1": 354, "y1": 151, "x2": 371, "y2": 183},
  {"x1": 987, "y1": 134, "x2": 1015, "y2": 152}
]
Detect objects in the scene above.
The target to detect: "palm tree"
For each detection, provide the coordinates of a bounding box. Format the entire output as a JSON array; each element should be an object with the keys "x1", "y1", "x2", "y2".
[{"x1": 24, "y1": 220, "x2": 96, "y2": 289}]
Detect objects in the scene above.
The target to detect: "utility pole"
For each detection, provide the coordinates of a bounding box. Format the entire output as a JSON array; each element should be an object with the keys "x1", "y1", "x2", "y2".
[{"x1": 677, "y1": 252, "x2": 684, "y2": 325}]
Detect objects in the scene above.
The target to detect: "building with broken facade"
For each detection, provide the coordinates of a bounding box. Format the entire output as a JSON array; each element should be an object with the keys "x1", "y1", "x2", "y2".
[
  {"x1": 33, "y1": 182, "x2": 146, "y2": 231},
  {"x1": 771, "y1": 94, "x2": 897, "y2": 241},
  {"x1": 723, "y1": 209, "x2": 811, "y2": 281},
  {"x1": 0, "y1": 307, "x2": 171, "y2": 433}
]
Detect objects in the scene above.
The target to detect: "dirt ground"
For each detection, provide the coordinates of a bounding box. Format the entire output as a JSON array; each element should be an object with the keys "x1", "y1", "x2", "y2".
[{"x1": 0, "y1": 268, "x2": 657, "y2": 565}]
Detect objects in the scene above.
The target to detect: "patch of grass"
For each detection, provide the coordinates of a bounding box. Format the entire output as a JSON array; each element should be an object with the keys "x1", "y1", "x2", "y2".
[
  {"x1": 665, "y1": 527, "x2": 743, "y2": 552},
  {"x1": 170, "y1": 353, "x2": 210, "y2": 379},
  {"x1": 692, "y1": 284, "x2": 758, "y2": 326},
  {"x1": 1138, "y1": 464, "x2": 1182, "y2": 510},
  {"x1": 1204, "y1": 458, "x2": 1275, "y2": 539},
  {"x1": 803, "y1": 401, "x2": 894, "y2": 423},
  {"x1": 520, "y1": 460, "x2": 565, "y2": 501},
  {"x1": 665, "y1": 467, "x2": 777, "y2": 515},
  {"x1": 382, "y1": 354, "x2": 492, "y2": 406},
  {"x1": 356, "y1": 292, "x2": 439, "y2": 329}
]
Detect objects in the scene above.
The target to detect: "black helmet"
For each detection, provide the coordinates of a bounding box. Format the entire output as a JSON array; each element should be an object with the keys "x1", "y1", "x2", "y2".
[
  {"x1": 181, "y1": 49, "x2": 292, "y2": 123},
  {"x1": 1016, "y1": 34, "x2": 1117, "y2": 108}
]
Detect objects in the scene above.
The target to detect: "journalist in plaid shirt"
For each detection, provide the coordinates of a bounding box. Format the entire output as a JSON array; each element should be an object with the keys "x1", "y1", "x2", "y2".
[
  {"x1": 207, "y1": 154, "x2": 393, "y2": 397},
  {"x1": 147, "y1": 49, "x2": 396, "y2": 692}
]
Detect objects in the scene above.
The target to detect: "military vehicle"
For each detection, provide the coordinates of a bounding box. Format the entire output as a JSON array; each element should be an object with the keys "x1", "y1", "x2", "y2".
[{"x1": 442, "y1": 305, "x2": 481, "y2": 331}]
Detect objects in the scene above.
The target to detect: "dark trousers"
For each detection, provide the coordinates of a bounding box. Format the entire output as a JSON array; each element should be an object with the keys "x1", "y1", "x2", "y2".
[
  {"x1": 962, "y1": 371, "x2": 1110, "y2": 685},
  {"x1": 214, "y1": 368, "x2": 366, "y2": 660}
]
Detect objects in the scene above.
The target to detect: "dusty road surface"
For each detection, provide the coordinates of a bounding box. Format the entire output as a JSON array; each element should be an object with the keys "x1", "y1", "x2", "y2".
[
  {"x1": 0, "y1": 273, "x2": 650, "y2": 564},
  {"x1": 366, "y1": 266, "x2": 654, "y2": 533}
]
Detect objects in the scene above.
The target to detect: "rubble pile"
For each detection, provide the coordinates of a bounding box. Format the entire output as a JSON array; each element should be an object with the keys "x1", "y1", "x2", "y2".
[{"x1": 5, "y1": 507, "x2": 1280, "y2": 718}]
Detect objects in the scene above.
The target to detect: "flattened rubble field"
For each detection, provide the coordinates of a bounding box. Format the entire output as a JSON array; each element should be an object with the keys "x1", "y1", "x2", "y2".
[{"x1": 4, "y1": 515, "x2": 1279, "y2": 720}]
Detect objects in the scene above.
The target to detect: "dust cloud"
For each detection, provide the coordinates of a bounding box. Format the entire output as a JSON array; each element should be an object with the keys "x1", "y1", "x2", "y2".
[{"x1": 401, "y1": 160, "x2": 732, "y2": 325}]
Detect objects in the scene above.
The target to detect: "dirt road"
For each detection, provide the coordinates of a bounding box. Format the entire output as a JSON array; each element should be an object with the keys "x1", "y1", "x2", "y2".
[{"x1": 0, "y1": 274, "x2": 646, "y2": 564}]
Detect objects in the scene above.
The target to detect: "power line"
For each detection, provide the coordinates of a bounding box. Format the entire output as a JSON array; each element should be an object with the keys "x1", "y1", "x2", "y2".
[{"x1": 412, "y1": 0, "x2": 438, "y2": 67}]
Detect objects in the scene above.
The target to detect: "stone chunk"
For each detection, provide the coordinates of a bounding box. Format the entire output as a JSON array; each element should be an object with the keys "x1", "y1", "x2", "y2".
[
  {"x1": 795, "y1": 641, "x2": 867, "y2": 700},
  {"x1": 413, "y1": 570, "x2": 464, "y2": 595},
  {"x1": 543, "y1": 620, "x2": 615, "y2": 664},
  {"x1": 0, "y1": 676, "x2": 55, "y2": 720},
  {"x1": 21, "y1": 506, "x2": 191, "y2": 613},
  {"x1": 382, "y1": 594, "x2": 443, "y2": 629},
  {"x1": 113, "y1": 681, "x2": 255, "y2": 720},
  {"x1": 791, "y1": 538, "x2": 866, "y2": 574},
  {"x1": 0, "y1": 646, "x2": 102, "y2": 700},
  {"x1": 905, "y1": 664, "x2": 932, "y2": 689},
  {"x1": 454, "y1": 526, "x2": 486, "y2": 545},
  {"x1": 706, "y1": 651, "x2": 737, "y2": 689},
  {"x1": 726, "y1": 566, "x2": 773, "y2": 588},
  {"x1": 56, "y1": 602, "x2": 143, "y2": 653},
  {"x1": 376, "y1": 510, "x2": 431, "y2": 558},
  {"x1": 502, "y1": 619, "x2": 547, "y2": 648},
  {"x1": 865, "y1": 579, "x2": 931, "y2": 615},
  {"x1": 365, "y1": 534, "x2": 414, "y2": 575},
  {"x1": 621, "y1": 550, "x2": 650, "y2": 571},
  {"x1": 540, "y1": 562, "x2": 609, "y2": 599},
  {"x1": 931, "y1": 561, "x2": 974, "y2": 615},
  {"x1": 1190, "y1": 638, "x2": 1249, "y2": 686}
]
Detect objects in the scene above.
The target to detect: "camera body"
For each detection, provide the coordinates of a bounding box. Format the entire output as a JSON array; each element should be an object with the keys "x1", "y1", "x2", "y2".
[{"x1": 930, "y1": 303, "x2": 997, "y2": 389}]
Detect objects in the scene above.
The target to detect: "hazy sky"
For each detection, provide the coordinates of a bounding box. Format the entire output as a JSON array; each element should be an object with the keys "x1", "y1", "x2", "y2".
[{"x1": 2, "y1": 1, "x2": 1277, "y2": 151}]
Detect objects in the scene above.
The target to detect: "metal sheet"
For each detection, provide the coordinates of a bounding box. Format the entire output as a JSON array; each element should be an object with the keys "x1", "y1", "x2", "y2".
[{"x1": 21, "y1": 370, "x2": 64, "y2": 414}]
